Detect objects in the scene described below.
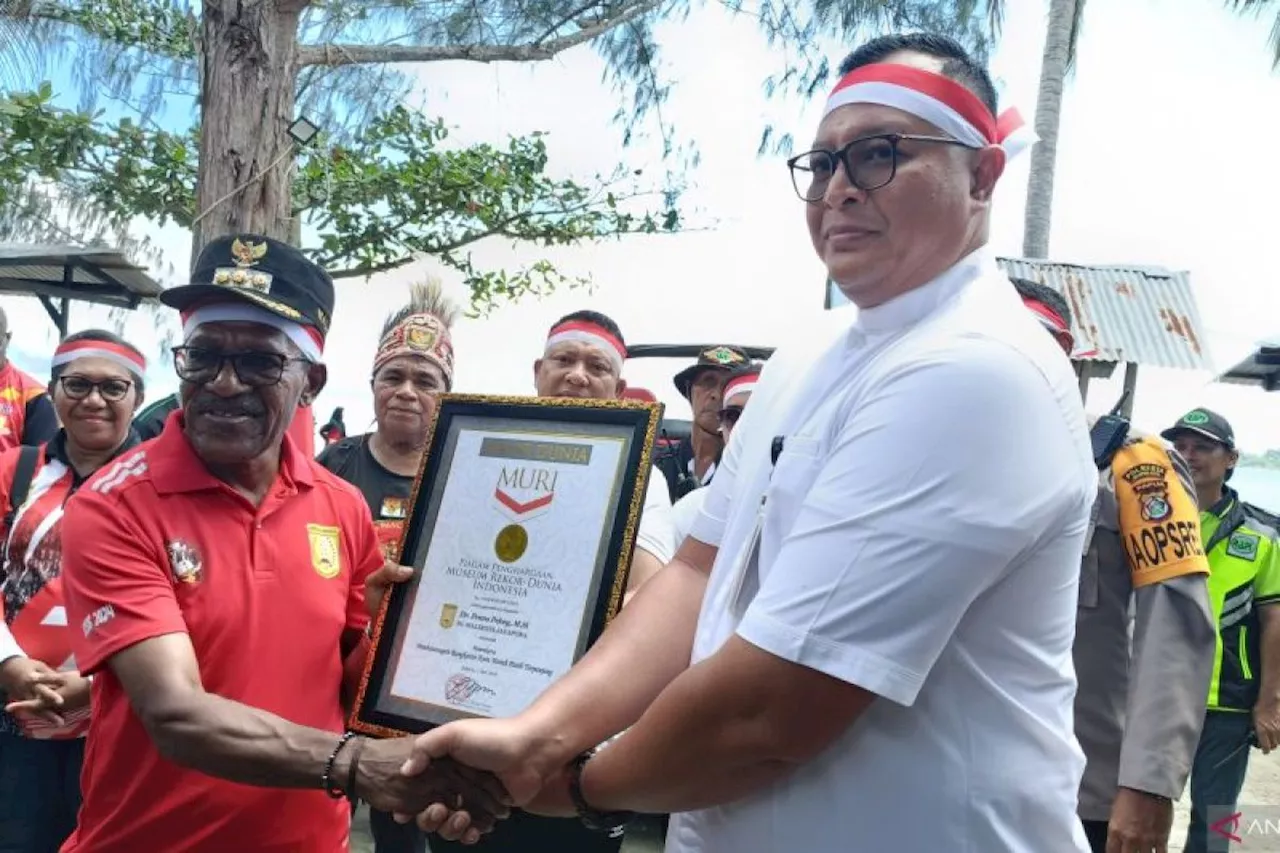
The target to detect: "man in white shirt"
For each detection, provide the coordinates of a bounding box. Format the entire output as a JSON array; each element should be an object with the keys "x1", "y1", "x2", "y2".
[
  {"x1": 531, "y1": 309, "x2": 675, "y2": 593},
  {"x1": 669, "y1": 366, "x2": 759, "y2": 545},
  {"x1": 402, "y1": 32, "x2": 1095, "y2": 853}
]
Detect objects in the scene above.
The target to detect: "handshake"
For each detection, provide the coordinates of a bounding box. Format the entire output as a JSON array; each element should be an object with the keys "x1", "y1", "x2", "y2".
[
  {"x1": 346, "y1": 715, "x2": 582, "y2": 845},
  {"x1": 354, "y1": 564, "x2": 600, "y2": 843}
]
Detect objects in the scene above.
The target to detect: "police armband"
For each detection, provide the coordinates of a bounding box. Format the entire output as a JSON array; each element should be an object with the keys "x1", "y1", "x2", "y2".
[{"x1": 1112, "y1": 438, "x2": 1210, "y2": 588}]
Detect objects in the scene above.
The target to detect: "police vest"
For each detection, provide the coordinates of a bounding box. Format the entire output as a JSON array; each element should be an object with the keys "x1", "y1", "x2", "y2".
[{"x1": 1200, "y1": 490, "x2": 1280, "y2": 711}]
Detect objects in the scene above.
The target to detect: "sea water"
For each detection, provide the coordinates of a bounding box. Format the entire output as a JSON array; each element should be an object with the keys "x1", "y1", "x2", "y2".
[{"x1": 1230, "y1": 466, "x2": 1280, "y2": 515}]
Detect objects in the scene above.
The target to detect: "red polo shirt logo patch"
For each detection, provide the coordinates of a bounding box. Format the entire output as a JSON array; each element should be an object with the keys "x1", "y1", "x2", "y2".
[
  {"x1": 166, "y1": 540, "x2": 203, "y2": 584},
  {"x1": 308, "y1": 524, "x2": 342, "y2": 579}
]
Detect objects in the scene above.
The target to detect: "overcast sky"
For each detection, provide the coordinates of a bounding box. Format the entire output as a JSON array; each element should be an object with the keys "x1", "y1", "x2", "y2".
[{"x1": 7, "y1": 0, "x2": 1280, "y2": 450}]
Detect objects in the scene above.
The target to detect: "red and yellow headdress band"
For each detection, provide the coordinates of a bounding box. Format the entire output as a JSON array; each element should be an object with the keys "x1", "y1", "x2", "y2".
[
  {"x1": 373, "y1": 313, "x2": 455, "y2": 388},
  {"x1": 823, "y1": 63, "x2": 1037, "y2": 161},
  {"x1": 545, "y1": 321, "x2": 626, "y2": 373},
  {"x1": 52, "y1": 339, "x2": 147, "y2": 377}
]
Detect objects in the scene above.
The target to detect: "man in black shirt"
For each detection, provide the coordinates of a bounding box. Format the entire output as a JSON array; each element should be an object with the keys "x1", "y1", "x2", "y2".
[
  {"x1": 317, "y1": 280, "x2": 459, "y2": 853},
  {"x1": 655, "y1": 345, "x2": 749, "y2": 502}
]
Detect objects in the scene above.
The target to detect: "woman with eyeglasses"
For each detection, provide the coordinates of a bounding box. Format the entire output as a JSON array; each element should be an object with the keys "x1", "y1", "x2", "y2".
[{"x1": 0, "y1": 329, "x2": 146, "y2": 852}]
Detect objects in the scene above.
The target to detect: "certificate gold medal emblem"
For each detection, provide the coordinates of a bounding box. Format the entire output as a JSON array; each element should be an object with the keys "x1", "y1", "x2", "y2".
[
  {"x1": 352, "y1": 394, "x2": 663, "y2": 737},
  {"x1": 494, "y1": 523, "x2": 529, "y2": 563}
]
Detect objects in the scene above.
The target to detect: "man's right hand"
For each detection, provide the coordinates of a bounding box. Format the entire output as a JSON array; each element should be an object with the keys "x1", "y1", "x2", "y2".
[
  {"x1": 346, "y1": 735, "x2": 512, "y2": 843},
  {"x1": 397, "y1": 717, "x2": 570, "y2": 834},
  {"x1": 0, "y1": 656, "x2": 62, "y2": 706}
]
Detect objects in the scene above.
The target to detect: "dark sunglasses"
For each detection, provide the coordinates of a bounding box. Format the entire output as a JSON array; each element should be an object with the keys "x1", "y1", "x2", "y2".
[
  {"x1": 718, "y1": 405, "x2": 744, "y2": 430},
  {"x1": 172, "y1": 346, "x2": 309, "y2": 387}
]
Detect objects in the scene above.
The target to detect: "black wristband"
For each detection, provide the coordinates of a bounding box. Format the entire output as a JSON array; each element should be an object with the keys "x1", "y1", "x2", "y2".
[
  {"x1": 569, "y1": 749, "x2": 634, "y2": 837},
  {"x1": 323, "y1": 731, "x2": 358, "y2": 800}
]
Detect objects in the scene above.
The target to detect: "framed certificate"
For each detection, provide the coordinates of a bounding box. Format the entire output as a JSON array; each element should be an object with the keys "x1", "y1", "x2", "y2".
[{"x1": 351, "y1": 394, "x2": 663, "y2": 737}]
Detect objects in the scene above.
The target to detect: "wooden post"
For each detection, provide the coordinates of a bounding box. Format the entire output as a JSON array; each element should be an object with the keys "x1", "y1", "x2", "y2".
[{"x1": 1121, "y1": 362, "x2": 1138, "y2": 418}]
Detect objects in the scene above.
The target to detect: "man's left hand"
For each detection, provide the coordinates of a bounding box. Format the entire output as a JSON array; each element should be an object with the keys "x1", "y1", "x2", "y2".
[
  {"x1": 1253, "y1": 697, "x2": 1280, "y2": 753},
  {"x1": 365, "y1": 560, "x2": 413, "y2": 619},
  {"x1": 1106, "y1": 787, "x2": 1172, "y2": 853}
]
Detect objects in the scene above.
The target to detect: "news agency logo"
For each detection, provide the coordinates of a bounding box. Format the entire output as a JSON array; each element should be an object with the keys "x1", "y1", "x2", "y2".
[{"x1": 1208, "y1": 806, "x2": 1280, "y2": 850}]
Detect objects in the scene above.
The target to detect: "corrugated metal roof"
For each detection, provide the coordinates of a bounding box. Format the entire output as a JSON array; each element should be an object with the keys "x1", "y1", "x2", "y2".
[
  {"x1": 1218, "y1": 344, "x2": 1280, "y2": 391},
  {"x1": 996, "y1": 257, "x2": 1211, "y2": 371},
  {"x1": 0, "y1": 243, "x2": 163, "y2": 305}
]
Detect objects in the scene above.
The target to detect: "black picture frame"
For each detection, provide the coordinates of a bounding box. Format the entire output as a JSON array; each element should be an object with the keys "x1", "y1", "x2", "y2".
[{"x1": 352, "y1": 393, "x2": 663, "y2": 737}]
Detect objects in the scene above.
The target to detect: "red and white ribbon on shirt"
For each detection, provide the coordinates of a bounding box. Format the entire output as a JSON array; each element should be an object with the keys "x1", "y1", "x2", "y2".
[
  {"x1": 52, "y1": 339, "x2": 147, "y2": 377},
  {"x1": 181, "y1": 302, "x2": 325, "y2": 362},
  {"x1": 823, "y1": 63, "x2": 1038, "y2": 160},
  {"x1": 545, "y1": 321, "x2": 626, "y2": 373}
]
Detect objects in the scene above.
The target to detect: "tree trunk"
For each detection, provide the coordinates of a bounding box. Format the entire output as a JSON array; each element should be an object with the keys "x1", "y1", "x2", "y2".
[
  {"x1": 1021, "y1": 0, "x2": 1079, "y2": 259},
  {"x1": 192, "y1": 0, "x2": 306, "y2": 266}
]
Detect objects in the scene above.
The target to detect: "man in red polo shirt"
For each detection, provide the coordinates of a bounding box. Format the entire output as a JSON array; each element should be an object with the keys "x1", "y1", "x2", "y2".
[{"x1": 58, "y1": 235, "x2": 506, "y2": 853}]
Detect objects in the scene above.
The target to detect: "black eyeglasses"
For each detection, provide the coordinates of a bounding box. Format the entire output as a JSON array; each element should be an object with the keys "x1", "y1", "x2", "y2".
[
  {"x1": 58, "y1": 376, "x2": 134, "y2": 402},
  {"x1": 787, "y1": 133, "x2": 978, "y2": 202},
  {"x1": 718, "y1": 405, "x2": 744, "y2": 430},
  {"x1": 172, "y1": 346, "x2": 309, "y2": 387}
]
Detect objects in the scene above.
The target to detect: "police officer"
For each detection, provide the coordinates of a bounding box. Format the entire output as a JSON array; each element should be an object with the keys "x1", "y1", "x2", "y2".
[
  {"x1": 1015, "y1": 278, "x2": 1216, "y2": 853},
  {"x1": 1162, "y1": 408, "x2": 1280, "y2": 853}
]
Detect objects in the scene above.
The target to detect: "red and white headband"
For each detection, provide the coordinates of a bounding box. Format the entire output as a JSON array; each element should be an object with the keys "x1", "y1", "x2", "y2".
[
  {"x1": 545, "y1": 321, "x2": 626, "y2": 373},
  {"x1": 1022, "y1": 295, "x2": 1098, "y2": 359},
  {"x1": 723, "y1": 373, "x2": 758, "y2": 401},
  {"x1": 181, "y1": 302, "x2": 324, "y2": 362},
  {"x1": 823, "y1": 63, "x2": 1037, "y2": 160},
  {"x1": 52, "y1": 339, "x2": 146, "y2": 376}
]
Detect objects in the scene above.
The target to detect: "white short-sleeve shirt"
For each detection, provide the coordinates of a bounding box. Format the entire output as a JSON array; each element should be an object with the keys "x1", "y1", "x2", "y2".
[
  {"x1": 669, "y1": 486, "x2": 708, "y2": 548},
  {"x1": 670, "y1": 249, "x2": 1097, "y2": 853},
  {"x1": 635, "y1": 469, "x2": 676, "y2": 566}
]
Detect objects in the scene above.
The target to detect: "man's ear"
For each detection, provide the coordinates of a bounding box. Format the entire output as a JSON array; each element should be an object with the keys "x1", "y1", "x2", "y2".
[
  {"x1": 532, "y1": 359, "x2": 543, "y2": 391},
  {"x1": 614, "y1": 378, "x2": 628, "y2": 399},
  {"x1": 971, "y1": 145, "x2": 1006, "y2": 203},
  {"x1": 300, "y1": 362, "x2": 328, "y2": 407}
]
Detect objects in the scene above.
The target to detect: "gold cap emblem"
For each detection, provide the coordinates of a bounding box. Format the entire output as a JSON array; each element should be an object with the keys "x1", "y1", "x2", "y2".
[{"x1": 230, "y1": 237, "x2": 268, "y2": 268}]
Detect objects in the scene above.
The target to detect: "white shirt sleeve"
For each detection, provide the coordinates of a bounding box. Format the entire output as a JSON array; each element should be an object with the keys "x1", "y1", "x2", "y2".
[
  {"x1": 670, "y1": 487, "x2": 709, "y2": 548},
  {"x1": 635, "y1": 469, "x2": 676, "y2": 565},
  {"x1": 0, "y1": 622, "x2": 26, "y2": 664},
  {"x1": 689, "y1": 408, "x2": 751, "y2": 549},
  {"x1": 737, "y1": 339, "x2": 1090, "y2": 708}
]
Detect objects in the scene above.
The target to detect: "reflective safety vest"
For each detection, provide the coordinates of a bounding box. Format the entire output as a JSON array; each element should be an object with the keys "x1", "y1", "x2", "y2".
[{"x1": 1201, "y1": 488, "x2": 1280, "y2": 711}]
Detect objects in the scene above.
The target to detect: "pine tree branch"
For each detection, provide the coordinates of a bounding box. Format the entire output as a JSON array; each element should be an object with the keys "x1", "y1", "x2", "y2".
[{"x1": 296, "y1": 0, "x2": 663, "y2": 67}]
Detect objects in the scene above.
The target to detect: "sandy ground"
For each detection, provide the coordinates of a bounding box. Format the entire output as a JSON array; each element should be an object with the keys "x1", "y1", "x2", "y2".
[
  {"x1": 1169, "y1": 748, "x2": 1280, "y2": 851},
  {"x1": 350, "y1": 755, "x2": 1280, "y2": 853}
]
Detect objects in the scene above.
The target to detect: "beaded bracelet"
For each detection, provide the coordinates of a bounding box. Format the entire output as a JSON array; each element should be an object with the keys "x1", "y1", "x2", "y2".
[{"x1": 322, "y1": 731, "x2": 358, "y2": 800}]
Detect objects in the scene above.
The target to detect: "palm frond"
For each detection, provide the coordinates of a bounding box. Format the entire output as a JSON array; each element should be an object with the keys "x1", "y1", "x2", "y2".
[{"x1": 1223, "y1": 0, "x2": 1280, "y2": 69}]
